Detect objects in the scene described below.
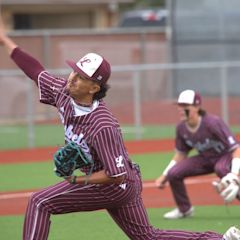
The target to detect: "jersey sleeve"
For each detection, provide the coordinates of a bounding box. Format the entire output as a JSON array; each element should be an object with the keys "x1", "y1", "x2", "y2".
[
  {"x1": 38, "y1": 71, "x2": 67, "y2": 106},
  {"x1": 93, "y1": 127, "x2": 127, "y2": 177},
  {"x1": 175, "y1": 124, "x2": 192, "y2": 153},
  {"x1": 11, "y1": 47, "x2": 67, "y2": 106},
  {"x1": 207, "y1": 116, "x2": 239, "y2": 151}
]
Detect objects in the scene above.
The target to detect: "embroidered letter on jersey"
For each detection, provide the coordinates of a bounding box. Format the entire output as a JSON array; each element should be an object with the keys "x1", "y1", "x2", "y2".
[
  {"x1": 64, "y1": 124, "x2": 93, "y2": 162},
  {"x1": 115, "y1": 155, "x2": 124, "y2": 168}
]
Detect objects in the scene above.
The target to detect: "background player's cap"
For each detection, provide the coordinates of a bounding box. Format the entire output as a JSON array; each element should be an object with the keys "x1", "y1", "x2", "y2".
[
  {"x1": 177, "y1": 89, "x2": 202, "y2": 105},
  {"x1": 66, "y1": 53, "x2": 111, "y2": 84}
]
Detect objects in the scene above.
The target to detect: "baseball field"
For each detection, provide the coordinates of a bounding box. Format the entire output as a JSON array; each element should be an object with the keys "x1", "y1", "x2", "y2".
[{"x1": 0, "y1": 124, "x2": 240, "y2": 239}]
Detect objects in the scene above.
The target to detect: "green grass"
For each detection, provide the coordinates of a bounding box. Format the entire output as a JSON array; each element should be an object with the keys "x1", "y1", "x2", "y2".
[
  {"x1": 0, "y1": 124, "x2": 65, "y2": 149},
  {"x1": 0, "y1": 161, "x2": 58, "y2": 191},
  {"x1": 1, "y1": 123, "x2": 240, "y2": 150},
  {"x1": 1, "y1": 124, "x2": 240, "y2": 239},
  {"x1": 1, "y1": 152, "x2": 240, "y2": 239},
  {"x1": 0, "y1": 124, "x2": 177, "y2": 150},
  {"x1": 0, "y1": 152, "x2": 171, "y2": 191},
  {"x1": 1, "y1": 206, "x2": 239, "y2": 240}
]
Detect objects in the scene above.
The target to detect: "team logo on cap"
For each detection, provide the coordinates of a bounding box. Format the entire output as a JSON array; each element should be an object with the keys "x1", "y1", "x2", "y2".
[
  {"x1": 76, "y1": 53, "x2": 103, "y2": 78},
  {"x1": 79, "y1": 58, "x2": 91, "y2": 67}
]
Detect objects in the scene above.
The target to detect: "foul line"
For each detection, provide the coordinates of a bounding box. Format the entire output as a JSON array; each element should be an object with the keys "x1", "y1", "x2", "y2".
[
  {"x1": 0, "y1": 191, "x2": 33, "y2": 200},
  {"x1": 0, "y1": 176, "x2": 218, "y2": 200},
  {"x1": 143, "y1": 176, "x2": 218, "y2": 188}
]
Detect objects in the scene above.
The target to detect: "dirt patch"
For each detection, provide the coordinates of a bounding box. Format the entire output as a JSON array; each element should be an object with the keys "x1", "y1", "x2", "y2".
[
  {"x1": 1, "y1": 176, "x2": 239, "y2": 216},
  {"x1": 0, "y1": 139, "x2": 174, "y2": 164}
]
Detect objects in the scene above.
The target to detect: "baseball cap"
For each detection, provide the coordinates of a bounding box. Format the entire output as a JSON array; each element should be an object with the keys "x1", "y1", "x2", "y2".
[
  {"x1": 177, "y1": 89, "x2": 202, "y2": 105},
  {"x1": 66, "y1": 53, "x2": 111, "y2": 84}
]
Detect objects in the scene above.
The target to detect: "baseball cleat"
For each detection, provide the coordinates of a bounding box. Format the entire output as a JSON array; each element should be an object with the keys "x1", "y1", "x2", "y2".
[
  {"x1": 223, "y1": 226, "x2": 240, "y2": 240},
  {"x1": 163, "y1": 207, "x2": 194, "y2": 219}
]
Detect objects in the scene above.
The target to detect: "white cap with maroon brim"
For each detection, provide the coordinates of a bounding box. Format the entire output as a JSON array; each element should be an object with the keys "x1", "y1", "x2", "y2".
[
  {"x1": 177, "y1": 89, "x2": 202, "y2": 105},
  {"x1": 66, "y1": 53, "x2": 111, "y2": 84}
]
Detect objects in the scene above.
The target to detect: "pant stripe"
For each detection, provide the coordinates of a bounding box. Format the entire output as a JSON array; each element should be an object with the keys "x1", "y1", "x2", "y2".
[{"x1": 28, "y1": 183, "x2": 92, "y2": 239}]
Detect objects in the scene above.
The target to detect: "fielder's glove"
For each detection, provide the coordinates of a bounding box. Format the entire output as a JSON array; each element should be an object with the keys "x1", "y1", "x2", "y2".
[
  {"x1": 212, "y1": 173, "x2": 240, "y2": 203},
  {"x1": 54, "y1": 141, "x2": 94, "y2": 177}
]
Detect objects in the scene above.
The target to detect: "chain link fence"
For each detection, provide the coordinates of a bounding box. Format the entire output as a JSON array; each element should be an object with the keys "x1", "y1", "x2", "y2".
[{"x1": 1, "y1": 28, "x2": 240, "y2": 148}]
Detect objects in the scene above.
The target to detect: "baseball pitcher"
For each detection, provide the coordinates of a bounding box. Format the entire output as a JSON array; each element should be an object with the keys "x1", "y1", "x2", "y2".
[{"x1": 0, "y1": 15, "x2": 239, "y2": 240}]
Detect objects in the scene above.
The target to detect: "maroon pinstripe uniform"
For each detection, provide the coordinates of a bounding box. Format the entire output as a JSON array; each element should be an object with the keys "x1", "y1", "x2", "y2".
[
  {"x1": 11, "y1": 48, "x2": 223, "y2": 240},
  {"x1": 168, "y1": 114, "x2": 239, "y2": 213}
]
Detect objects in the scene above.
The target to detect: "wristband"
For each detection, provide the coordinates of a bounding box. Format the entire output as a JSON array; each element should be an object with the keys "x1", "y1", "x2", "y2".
[
  {"x1": 85, "y1": 175, "x2": 90, "y2": 185},
  {"x1": 231, "y1": 157, "x2": 240, "y2": 175},
  {"x1": 163, "y1": 160, "x2": 177, "y2": 176}
]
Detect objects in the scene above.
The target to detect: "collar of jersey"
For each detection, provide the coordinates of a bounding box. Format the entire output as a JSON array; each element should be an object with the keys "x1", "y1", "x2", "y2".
[{"x1": 71, "y1": 99, "x2": 99, "y2": 116}]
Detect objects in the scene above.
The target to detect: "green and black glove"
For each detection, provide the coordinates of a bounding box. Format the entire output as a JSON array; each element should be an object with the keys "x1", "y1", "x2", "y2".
[{"x1": 54, "y1": 141, "x2": 94, "y2": 177}]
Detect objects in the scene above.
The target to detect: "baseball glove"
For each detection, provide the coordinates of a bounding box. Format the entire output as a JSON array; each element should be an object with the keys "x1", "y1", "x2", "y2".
[
  {"x1": 212, "y1": 173, "x2": 240, "y2": 203},
  {"x1": 54, "y1": 141, "x2": 94, "y2": 177}
]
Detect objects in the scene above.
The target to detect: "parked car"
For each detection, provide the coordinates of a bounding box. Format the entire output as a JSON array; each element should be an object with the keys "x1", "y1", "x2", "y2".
[{"x1": 119, "y1": 8, "x2": 168, "y2": 27}]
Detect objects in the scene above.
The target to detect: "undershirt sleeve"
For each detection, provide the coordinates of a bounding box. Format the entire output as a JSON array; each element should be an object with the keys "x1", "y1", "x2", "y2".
[
  {"x1": 11, "y1": 47, "x2": 45, "y2": 85},
  {"x1": 11, "y1": 47, "x2": 67, "y2": 106}
]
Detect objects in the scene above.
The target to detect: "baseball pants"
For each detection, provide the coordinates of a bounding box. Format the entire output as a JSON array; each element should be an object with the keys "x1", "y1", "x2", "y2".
[
  {"x1": 23, "y1": 171, "x2": 222, "y2": 240},
  {"x1": 167, "y1": 153, "x2": 232, "y2": 213}
]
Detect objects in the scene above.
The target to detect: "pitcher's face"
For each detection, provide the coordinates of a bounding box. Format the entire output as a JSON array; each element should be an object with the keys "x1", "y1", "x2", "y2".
[{"x1": 67, "y1": 72, "x2": 100, "y2": 100}]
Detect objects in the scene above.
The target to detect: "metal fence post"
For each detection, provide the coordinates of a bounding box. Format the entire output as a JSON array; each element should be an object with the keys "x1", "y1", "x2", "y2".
[
  {"x1": 220, "y1": 64, "x2": 228, "y2": 124},
  {"x1": 133, "y1": 71, "x2": 142, "y2": 140},
  {"x1": 27, "y1": 79, "x2": 35, "y2": 148}
]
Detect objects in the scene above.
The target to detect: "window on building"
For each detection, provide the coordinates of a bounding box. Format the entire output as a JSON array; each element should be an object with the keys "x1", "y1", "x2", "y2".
[{"x1": 13, "y1": 14, "x2": 32, "y2": 30}]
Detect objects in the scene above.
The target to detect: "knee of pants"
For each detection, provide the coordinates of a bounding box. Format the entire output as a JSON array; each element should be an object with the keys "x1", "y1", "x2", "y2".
[
  {"x1": 28, "y1": 191, "x2": 47, "y2": 209},
  {"x1": 214, "y1": 166, "x2": 229, "y2": 178},
  {"x1": 167, "y1": 168, "x2": 183, "y2": 182}
]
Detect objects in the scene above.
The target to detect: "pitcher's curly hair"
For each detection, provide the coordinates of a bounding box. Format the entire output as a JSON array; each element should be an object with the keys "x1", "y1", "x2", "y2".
[{"x1": 93, "y1": 83, "x2": 110, "y2": 100}]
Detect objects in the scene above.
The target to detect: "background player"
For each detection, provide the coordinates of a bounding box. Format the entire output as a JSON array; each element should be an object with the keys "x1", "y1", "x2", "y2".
[
  {"x1": 155, "y1": 89, "x2": 240, "y2": 219},
  {"x1": 0, "y1": 16, "x2": 239, "y2": 240}
]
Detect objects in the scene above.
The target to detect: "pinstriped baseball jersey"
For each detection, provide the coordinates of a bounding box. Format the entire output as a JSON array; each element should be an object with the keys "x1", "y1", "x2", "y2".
[
  {"x1": 37, "y1": 71, "x2": 133, "y2": 179},
  {"x1": 11, "y1": 48, "x2": 223, "y2": 240}
]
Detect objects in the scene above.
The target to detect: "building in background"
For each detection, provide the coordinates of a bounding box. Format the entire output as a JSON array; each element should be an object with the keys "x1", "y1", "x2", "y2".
[
  {"x1": 168, "y1": 0, "x2": 240, "y2": 96},
  {"x1": 0, "y1": 0, "x2": 134, "y2": 30}
]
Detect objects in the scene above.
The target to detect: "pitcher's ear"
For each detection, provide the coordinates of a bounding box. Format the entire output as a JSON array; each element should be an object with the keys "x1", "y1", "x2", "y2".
[{"x1": 89, "y1": 83, "x2": 100, "y2": 94}]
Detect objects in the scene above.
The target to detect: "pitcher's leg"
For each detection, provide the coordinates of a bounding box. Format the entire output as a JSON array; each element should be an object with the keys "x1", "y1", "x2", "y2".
[
  {"x1": 154, "y1": 230, "x2": 222, "y2": 240},
  {"x1": 107, "y1": 196, "x2": 157, "y2": 240},
  {"x1": 23, "y1": 181, "x2": 76, "y2": 240},
  {"x1": 23, "y1": 181, "x2": 104, "y2": 240},
  {"x1": 23, "y1": 180, "x2": 135, "y2": 240},
  {"x1": 108, "y1": 195, "x2": 222, "y2": 240},
  {"x1": 23, "y1": 201, "x2": 50, "y2": 240}
]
